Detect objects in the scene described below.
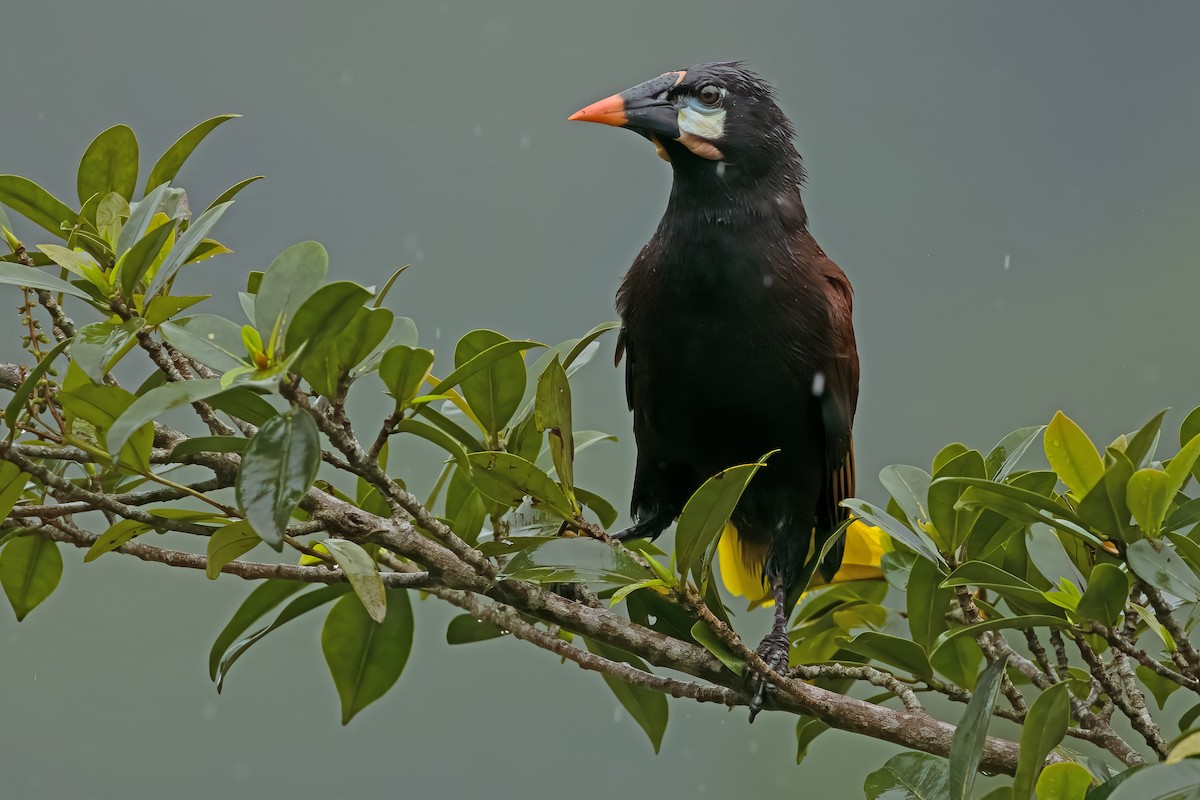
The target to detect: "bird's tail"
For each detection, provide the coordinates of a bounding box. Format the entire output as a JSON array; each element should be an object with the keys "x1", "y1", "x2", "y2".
[{"x1": 717, "y1": 518, "x2": 888, "y2": 609}]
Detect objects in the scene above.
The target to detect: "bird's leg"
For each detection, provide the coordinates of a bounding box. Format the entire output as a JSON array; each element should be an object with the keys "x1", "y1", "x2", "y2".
[
  {"x1": 613, "y1": 501, "x2": 672, "y2": 542},
  {"x1": 746, "y1": 575, "x2": 791, "y2": 722}
]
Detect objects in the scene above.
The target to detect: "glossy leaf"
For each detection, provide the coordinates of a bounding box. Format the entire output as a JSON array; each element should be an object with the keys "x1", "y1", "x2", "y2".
[
  {"x1": 502, "y1": 537, "x2": 650, "y2": 586},
  {"x1": 1075, "y1": 563, "x2": 1130, "y2": 626},
  {"x1": 1126, "y1": 410, "x2": 1168, "y2": 468},
  {"x1": 116, "y1": 183, "x2": 171, "y2": 256},
  {"x1": 908, "y1": 557, "x2": 952, "y2": 653},
  {"x1": 453, "y1": 330, "x2": 529, "y2": 437},
  {"x1": 1076, "y1": 450, "x2": 1135, "y2": 542},
  {"x1": 948, "y1": 655, "x2": 1008, "y2": 800},
  {"x1": 675, "y1": 455, "x2": 772, "y2": 579},
  {"x1": 115, "y1": 219, "x2": 173, "y2": 298},
  {"x1": 1045, "y1": 410, "x2": 1103, "y2": 497},
  {"x1": 84, "y1": 519, "x2": 152, "y2": 561},
  {"x1": 206, "y1": 176, "x2": 264, "y2": 212},
  {"x1": 864, "y1": 753, "x2": 949, "y2": 800},
  {"x1": 145, "y1": 115, "x2": 239, "y2": 192},
  {"x1": 563, "y1": 320, "x2": 621, "y2": 368},
  {"x1": 1034, "y1": 762, "x2": 1093, "y2": 800},
  {"x1": 690, "y1": 619, "x2": 746, "y2": 675},
  {"x1": 0, "y1": 535, "x2": 62, "y2": 621},
  {"x1": 1128, "y1": 468, "x2": 1173, "y2": 536},
  {"x1": 236, "y1": 409, "x2": 321, "y2": 549},
  {"x1": 575, "y1": 486, "x2": 619, "y2": 529},
  {"x1": 371, "y1": 264, "x2": 409, "y2": 309},
  {"x1": 106, "y1": 378, "x2": 223, "y2": 457},
  {"x1": 841, "y1": 631, "x2": 933, "y2": 679},
  {"x1": 795, "y1": 716, "x2": 831, "y2": 765},
  {"x1": 208, "y1": 581, "x2": 306, "y2": 680},
  {"x1": 144, "y1": 294, "x2": 208, "y2": 327},
  {"x1": 0, "y1": 175, "x2": 76, "y2": 237},
  {"x1": 1126, "y1": 538, "x2": 1200, "y2": 602},
  {"x1": 934, "y1": 615, "x2": 1071, "y2": 657},
  {"x1": 465, "y1": 451, "x2": 575, "y2": 518},
  {"x1": 216, "y1": 583, "x2": 350, "y2": 691},
  {"x1": 1012, "y1": 682, "x2": 1071, "y2": 800},
  {"x1": 842, "y1": 498, "x2": 946, "y2": 566},
  {"x1": 283, "y1": 280, "x2": 371, "y2": 356},
  {"x1": 207, "y1": 387, "x2": 277, "y2": 426},
  {"x1": 879, "y1": 464, "x2": 934, "y2": 534},
  {"x1": 206, "y1": 521, "x2": 261, "y2": 579},
  {"x1": 1025, "y1": 523, "x2": 1086, "y2": 591},
  {"x1": 77, "y1": 125, "x2": 138, "y2": 203},
  {"x1": 932, "y1": 635, "x2": 984, "y2": 690},
  {"x1": 1101, "y1": 761, "x2": 1200, "y2": 800},
  {"x1": 584, "y1": 638, "x2": 668, "y2": 753},
  {"x1": 0, "y1": 262, "x2": 96, "y2": 300},
  {"x1": 534, "y1": 357, "x2": 575, "y2": 500},
  {"x1": 59, "y1": 383, "x2": 152, "y2": 472},
  {"x1": 445, "y1": 614, "x2": 505, "y2": 644},
  {"x1": 301, "y1": 305, "x2": 393, "y2": 396},
  {"x1": 145, "y1": 201, "x2": 233, "y2": 297},
  {"x1": 72, "y1": 318, "x2": 144, "y2": 383},
  {"x1": 253, "y1": 241, "x2": 329, "y2": 346},
  {"x1": 930, "y1": 449, "x2": 986, "y2": 552},
  {"x1": 986, "y1": 425, "x2": 1046, "y2": 481},
  {"x1": 322, "y1": 538, "x2": 386, "y2": 623},
  {"x1": 0, "y1": 463, "x2": 28, "y2": 523},
  {"x1": 4, "y1": 337, "x2": 71, "y2": 431},
  {"x1": 38, "y1": 243, "x2": 106, "y2": 285},
  {"x1": 379, "y1": 345, "x2": 435, "y2": 411},
  {"x1": 160, "y1": 313, "x2": 248, "y2": 373},
  {"x1": 394, "y1": 419, "x2": 470, "y2": 474},
  {"x1": 322, "y1": 589, "x2": 414, "y2": 724}
]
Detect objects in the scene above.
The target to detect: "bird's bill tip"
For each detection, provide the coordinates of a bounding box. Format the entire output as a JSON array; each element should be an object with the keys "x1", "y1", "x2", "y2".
[{"x1": 567, "y1": 93, "x2": 628, "y2": 126}]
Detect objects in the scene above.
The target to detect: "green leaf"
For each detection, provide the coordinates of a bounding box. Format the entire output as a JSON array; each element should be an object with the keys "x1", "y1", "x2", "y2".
[
  {"x1": 236, "y1": 409, "x2": 321, "y2": 549},
  {"x1": 0, "y1": 463, "x2": 28, "y2": 522},
  {"x1": 4, "y1": 337, "x2": 71, "y2": 432},
  {"x1": 1034, "y1": 762, "x2": 1093, "y2": 800},
  {"x1": 1045, "y1": 410, "x2": 1104, "y2": 497},
  {"x1": 433, "y1": 335, "x2": 542, "y2": 397},
  {"x1": 933, "y1": 442, "x2": 970, "y2": 474},
  {"x1": 37, "y1": 244, "x2": 106, "y2": 286},
  {"x1": 864, "y1": 752, "x2": 950, "y2": 800},
  {"x1": 563, "y1": 320, "x2": 621, "y2": 368},
  {"x1": 393, "y1": 419, "x2": 470, "y2": 475},
  {"x1": 115, "y1": 219, "x2": 173, "y2": 299},
  {"x1": 217, "y1": 583, "x2": 349, "y2": 691},
  {"x1": 145, "y1": 201, "x2": 233, "y2": 298},
  {"x1": 72, "y1": 318, "x2": 144, "y2": 383},
  {"x1": 1076, "y1": 450, "x2": 1135, "y2": 542},
  {"x1": 930, "y1": 449, "x2": 987, "y2": 552},
  {"x1": 584, "y1": 638, "x2": 668, "y2": 753},
  {"x1": 576, "y1": 486, "x2": 619, "y2": 529},
  {"x1": 160, "y1": 313, "x2": 248, "y2": 373},
  {"x1": 1075, "y1": 563, "x2": 1130, "y2": 626},
  {"x1": 371, "y1": 264, "x2": 410, "y2": 309},
  {"x1": 1012, "y1": 682, "x2": 1071, "y2": 800},
  {"x1": 59, "y1": 383, "x2": 152, "y2": 472},
  {"x1": 502, "y1": 537, "x2": 651, "y2": 586},
  {"x1": 208, "y1": 581, "x2": 306, "y2": 680},
  {"x1": 938, "y1": 477, "x2": 1100, "y2": 547},
  {"x1": 795, "y1": 715, "x2": 831, "y2": 764},
  {"x1": 465, "y1": 451, "x2": 575, "y2": 518},
  {"x1": 1167, "y1": 432, "x2": 1200, "y2": 496},
  {"x1": 445, "y1": 614, "x2": 505, "y2": 645},
  {"x1": 1126, "y1": 538, "x2": 1200, "y2": 602},
  {"x1": 534, "y1": 357, "x2": 575, "y2": 501},
  {"x1": 116, "y1": 183, "x2": 171, "y2": 256},
  {"x1": 1167, "y1": 498, "x2": 1200, "y2": 534},
  {"x1": 0, "y1": 175, "x2": 77, "y2": 237},
  {"x1": 1126, "y1": 410, "x2": 1168, "y2": 468},
  {"x1": 1128, "y1": 468, "x2": 1173, "y2": 536},
  {"x1": 77, "y1": 125, "x2": 138, "y2": 203},
  {"x1": 145, "y1": 115, "x2": 239, "y2": 193},
  {"x1": 283, "y1": 280, "x2": 371, "y2": 356},
  {"x1": 908, "y1": 557, "x2": 952, "y2": 653},
  {"x1": 880, "y1": 464, "x2": 934, "y2": 533},
  {"x1": 675, "y1": 454, "x2": 773, "y2": 579},
  {"x1": 1136, "y1": 664, "x2": 1182, "y2": 709},
  {"x1": 253, "y1": 241, "x2": 328, "y2": 350},
  {"x1": 0, "y1": 535, "x2": 62, "y2": 621},
  {"x1": 933, "y1": 615, "x2": 1071, "y2": 658},
  {"x1": 206, "y1": 521, "x2": 261, "y2": 580},
  {"x1": 106, "y1": 378, "x2": 223, "y2": 458},
  {"x1": 322, "y1": 538, "x2": 386, "y2": 623},
  {"x1": 842, "y1": 498, "x2": 946, "y2": 566},
  {"x1": 986, "y1": 425, "x2": 1046, "y2": 481},
  {"x1": 689, "y1": 619, "x2": 746, "y2": 675},
  {"x1": 379, "y1": 345, "x2": 435, "y2": 411},
  {"x1": 948, "y1": 656, "x2": 1008, "y2": 800},
  {"x1": 932, "y1": 635, "x2": 984, "y2": 690},
  {"x1": 206, "y1": 176, "x2": 264, "y2": 212},
  {"x1": 0, "y1": 262, "x2": 96, "y2": 300},
  {"x1": 453, "y1": 330, "x2": 529, "y2": 437},
  {"x1": 1025, "y1": 523, "x2": 1086, "y2": 591},
  {"x1": 300, "y1": 305, "x2": 393, "y2": 396},
  {"x1": 1130, "y1": 602, "x2": 1177, "y2": 651},
  {"x1": 1101, "y1": 761, "x2": 1200, "y2": 800},
  {"x1": 322, "y1": 588, "x2": 413, "y2": 724},
  {"x1": 841, "y1": 631, "x2": 933, "y2": 678},
  {"x1": 207, "y1": 387, "x2": 277, "y2": 426},
  {"x1": 144, "y1": 294, "x2": 208, "y2": 326},
  {"x1": 84, "y1": 519, "x2": 151, "y2": 561}
]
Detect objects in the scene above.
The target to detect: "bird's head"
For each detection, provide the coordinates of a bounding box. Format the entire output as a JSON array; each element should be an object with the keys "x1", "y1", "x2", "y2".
[{"x1": 569, "y1": 61, "x2": 801, "y2": 184}]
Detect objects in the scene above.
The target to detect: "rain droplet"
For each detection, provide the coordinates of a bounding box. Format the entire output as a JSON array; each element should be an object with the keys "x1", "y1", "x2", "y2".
[
  {"x1": 1003, "y1": 254, "x2": 1011, "y2": 270},
  {"x1": 520, "y1": 133, "x2": 531, "y2": 148}
]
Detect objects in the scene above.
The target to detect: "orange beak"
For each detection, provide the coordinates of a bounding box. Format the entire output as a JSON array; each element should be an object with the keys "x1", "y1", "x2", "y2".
[{"x1": 568, "y1": 94, "x2": 628, "y2": 127}]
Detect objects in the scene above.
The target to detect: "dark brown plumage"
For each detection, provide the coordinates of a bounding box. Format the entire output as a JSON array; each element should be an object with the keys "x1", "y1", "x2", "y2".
[{"x1": 571, "y1": 62, "x2": 859, "y2": 714}]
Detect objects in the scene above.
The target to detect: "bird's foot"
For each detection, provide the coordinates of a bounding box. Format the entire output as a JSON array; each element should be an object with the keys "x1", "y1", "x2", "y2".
[
  {"x1": 746, "y1": 629, "x2": 791, "y2": 722},
  {"x1": 613, "y1": 517, "x2": 667, "y2": 542}
]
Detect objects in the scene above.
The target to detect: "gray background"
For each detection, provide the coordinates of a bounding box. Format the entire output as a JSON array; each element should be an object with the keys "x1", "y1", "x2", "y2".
[{"x1": 3, "y1": 2, "x2": 1199, "y2": 797}]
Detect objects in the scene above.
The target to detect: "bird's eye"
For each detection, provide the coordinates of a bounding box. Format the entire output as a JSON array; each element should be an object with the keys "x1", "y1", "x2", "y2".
[{"x1": 697, "y1": 85, "x2": 722, "y2": 107}]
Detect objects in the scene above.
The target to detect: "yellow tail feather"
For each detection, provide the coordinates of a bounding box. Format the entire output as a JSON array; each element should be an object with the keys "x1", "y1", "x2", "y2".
[{"x1": 717, "y1": 518, "x2": 889, "y2": 608}]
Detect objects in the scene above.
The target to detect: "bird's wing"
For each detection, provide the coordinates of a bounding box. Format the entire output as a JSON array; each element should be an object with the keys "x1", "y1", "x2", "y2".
[{"x1": 614, "y1": 326, "x2": 634, "y2": 411}]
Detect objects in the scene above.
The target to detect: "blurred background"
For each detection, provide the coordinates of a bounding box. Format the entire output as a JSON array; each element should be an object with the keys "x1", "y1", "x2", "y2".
[{"x1": 3, "y1": 1, "x2": 1199, "y2": 797}]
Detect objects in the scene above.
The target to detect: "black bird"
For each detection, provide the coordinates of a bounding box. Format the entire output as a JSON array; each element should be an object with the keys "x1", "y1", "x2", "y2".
[{"x1": 570, "y1": 62, "x2": 860, "y2": 714}]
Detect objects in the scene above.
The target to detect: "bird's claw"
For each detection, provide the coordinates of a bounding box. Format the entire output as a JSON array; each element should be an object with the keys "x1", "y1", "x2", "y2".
[{"x1": 746, "y1": 630, "x2": 791, "y2": 722}]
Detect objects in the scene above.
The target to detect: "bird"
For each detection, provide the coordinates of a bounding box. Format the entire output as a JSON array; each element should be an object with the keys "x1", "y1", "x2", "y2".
[{"x1": 569, "y1": 61, "x2": 870, "y2": 716}]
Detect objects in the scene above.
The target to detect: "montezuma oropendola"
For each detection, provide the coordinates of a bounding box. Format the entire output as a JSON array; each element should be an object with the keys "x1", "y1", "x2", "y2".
[{"x1": 570, "y1": 62, "x2": 862, "y2": 716}]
